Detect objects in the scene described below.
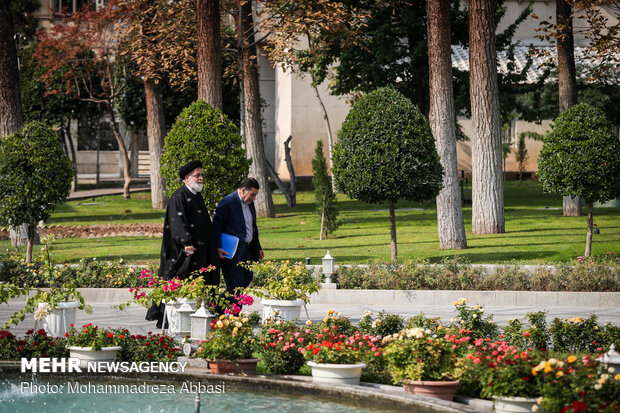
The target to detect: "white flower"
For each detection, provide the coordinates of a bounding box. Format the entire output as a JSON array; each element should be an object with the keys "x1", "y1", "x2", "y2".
[
  {"x1": 532, "y1": 405, "x2": 538, "y2": 412},
  {"x1": 34, "y1": 304, "x2": 51, "y2": 321}
]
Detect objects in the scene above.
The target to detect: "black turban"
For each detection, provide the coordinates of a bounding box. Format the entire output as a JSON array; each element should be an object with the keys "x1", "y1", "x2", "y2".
[{"x1": 179, "y1": 160, "x2": 202, "y2": 180}]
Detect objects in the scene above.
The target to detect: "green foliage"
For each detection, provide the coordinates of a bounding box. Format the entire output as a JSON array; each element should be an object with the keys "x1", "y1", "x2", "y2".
[
  {"x1": 334, "y1": 256, "x2": 620, "y2": 292},
  {"x1": 160, "y1": 100, "x2": 251, "y2": 210},
  {"x1": 1, "y1": 283, "x2": 91, "y2": 329},
  {"x1": 462, "y1": 342, "x2": 544, "y2": 399},
  {"x1": 450, "y1": 299, "x2": 499, "y2": 340},
  {"x1": 311, "y1": 140, "x2": 340, "y2": 239},
  {"x1": 66, "y1": 323, "x2": 122, "y2": 351},
  {"x1": 257, "y1": 320, "x2": 309, "y2": 375},
  {"x1": 536, "y1": 355, "x2": 620, "y2": 413},
  {"x1": 550, "y1": 315, "x2": 620, "y2": 353},
  {"x1": 515, "y1": 132, "x2": 528, "y2": 182},
  {"x1": 0, "y1": 122, "x2": 73, "y2": 228},
  {"x1": 20, "y1": 43, "x2": 94, "y2": 125},
  {"x1": 247, "y1": 260, "x2": 319, "y2": 302},
  {"x1": 358, "y1": 310, "x2": 405, "y2": 338},
  {"x1": 113, "y1": 328, "x2": 179, "y2": 362},
  {"x1": 6, "y1": 328, "x2": 68, "y2": 359},
  {"x1": 382, "y1": 328, "x2": 466, "y2": 382},
  {"x1": 333, "y1": 87, "x2": 443, "y2": 204},
  {"x1": 538, "y1": 103, "x2": 620, "y2": 204},
  {"x1": 503, "y1": 311, "x2": 551, "y2": 351},
  {"x1": 198, "y1": 314, "x2": 259, "y2": 360}
]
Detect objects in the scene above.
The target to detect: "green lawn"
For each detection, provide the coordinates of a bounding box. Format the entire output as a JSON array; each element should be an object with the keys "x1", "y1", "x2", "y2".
[{"x1": 2, "y1": 181, "x2": 619, "y2": 264}]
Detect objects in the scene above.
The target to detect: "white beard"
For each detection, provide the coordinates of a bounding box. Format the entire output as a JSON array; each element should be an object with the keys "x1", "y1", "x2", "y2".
[{"x1": 189, "y1": 182, "x2": 203, "y2": 192}]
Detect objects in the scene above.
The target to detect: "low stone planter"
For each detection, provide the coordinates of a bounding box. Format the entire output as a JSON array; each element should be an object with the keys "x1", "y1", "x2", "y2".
[
  {"x1": 37, "y1": 301, "x2": 81, "y2": 338},
  {"x1": 67, "y1": 346, "x2": 122, "y2": 369},
  {"x1": 261, "y1": 299, "x2": 305, "y2": 322},
  {"x1": 493, "y1": 396, "x2": 538, "y2": 413},
  {"x1": 307, "y1": 361, "x2": 366, "y2": 385}
]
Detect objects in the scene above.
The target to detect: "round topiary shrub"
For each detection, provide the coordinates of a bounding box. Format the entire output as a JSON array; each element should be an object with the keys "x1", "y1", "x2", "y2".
[
  {"x1": 332, "y1": 87, "x2": 443, "y2": 259},
  {"x1": 0, "y1": 121, "x2": 73, "y2": 260},
  {"x1": 161, "y1": 100, "x2": 251, "y2": 210},
  {"x1": 538, "y1": 103, "x2": 620, "y2": 256}
]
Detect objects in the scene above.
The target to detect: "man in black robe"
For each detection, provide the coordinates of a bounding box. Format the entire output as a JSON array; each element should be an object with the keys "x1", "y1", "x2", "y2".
[{"x1": 146, "y1": 160, "x2": 220, "y2": 328}]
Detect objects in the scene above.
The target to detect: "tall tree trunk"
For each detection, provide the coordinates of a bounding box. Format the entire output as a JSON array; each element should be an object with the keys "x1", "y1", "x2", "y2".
[
  {"x1": 427, "y1": 0, "x2": 467, "y2": 250},
  {"x1": 585, "y1": 202, "x2": 593, "y2": 257},
  {"x1": 129, "y1": 129, "x2": 139, "y2": 178},
  {"x1": 0, "y1": 1, "x2": 22, "y2": 137},
  {"x1": 468, "y1": 0, "x2": 505, "y2": 234},
  {"x1": 64, "y1": 120, "x2": 78, "y2": 192},
  {"x1": 557, "y1": 0, "x2": 581, "y2": 217},
  {"x1": 25, "y1": 221, "x2": 37, "y2": 263},
  {"x1": 388, "y1": 199, "x2": 397, "y2": 260},
  {"x1": 107, "y1": 104, "x2": 132, "y2": 199},
  {"x1": 283, "y1": 135, "x2": 296, "y2": 206},
  {"x1": 1, "y1": 3, "x2": 30, "y2": 248},
  {"x1": 240, "y1": 0, "x2": 275, "y2": 217},
  {"x1": 197, "y1": 0, "x2": 223, "y2": 109},
  {"x1": 144, "y1": 78, "x2": 167, "y2": 209}
]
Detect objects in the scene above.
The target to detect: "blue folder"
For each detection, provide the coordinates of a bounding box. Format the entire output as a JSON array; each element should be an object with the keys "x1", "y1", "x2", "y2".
[{"x1": 221, "y1": 233, "x2": 239, "y2": 259}]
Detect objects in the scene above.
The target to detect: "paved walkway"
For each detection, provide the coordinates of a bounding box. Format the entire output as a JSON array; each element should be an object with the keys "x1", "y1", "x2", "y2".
[{"x1": 2, "y1": 300, "x2": 619, "y2": 337}]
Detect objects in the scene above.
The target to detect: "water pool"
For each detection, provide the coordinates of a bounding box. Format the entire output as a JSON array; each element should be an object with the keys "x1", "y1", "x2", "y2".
[{"x1": 0, "y1": 377, "x2": 405, "y2": 413}]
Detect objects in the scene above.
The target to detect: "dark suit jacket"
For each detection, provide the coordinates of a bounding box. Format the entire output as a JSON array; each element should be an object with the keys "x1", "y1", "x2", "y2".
[
  {"x1": 212, "y1": 190, "x2": 261, "y2": 264},
  {"x1": 158, "y1": 185, "x2": 220, "y2": 284}
]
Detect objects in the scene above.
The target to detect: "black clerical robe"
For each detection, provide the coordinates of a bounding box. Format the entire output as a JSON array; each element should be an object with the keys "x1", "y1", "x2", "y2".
[{"x1": 158, "y1": 185, "x2": 220, "y2": 284}]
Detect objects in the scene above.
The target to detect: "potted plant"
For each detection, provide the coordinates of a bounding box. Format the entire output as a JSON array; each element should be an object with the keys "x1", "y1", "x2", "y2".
[
  {"x1": 461, "y1": 339, "x2": 544, "y2": 412},
  {"x1": 1, "y1": 282, "x2": 91, "y2": 337},
  {"x1": 302, "y1": 310, "x2": 382, "y2": 385},
  {"x1": 65, "y1": 323, "x2": 122, "y2": 368},
  {"x1": 197, "y1": 313, "x2": 261, "y2": 375},
  {"x1": 382, "y1": 328, "x2": 468, "y2": 400},
  {"x1": 246, "y1": 260, "x2": 320, "y2": 321},
  {"x1": 121, "y1": 267, "x2": 225, "y2": 335}
]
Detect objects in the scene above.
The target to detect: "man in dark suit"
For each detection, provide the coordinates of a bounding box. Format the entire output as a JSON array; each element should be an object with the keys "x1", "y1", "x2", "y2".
[
  {"x1": 212, "y1": 177, "x2": 264, "y2": 293},
  {"x1": 148, "y1": 160, "x2": 220, "y2": 328}
]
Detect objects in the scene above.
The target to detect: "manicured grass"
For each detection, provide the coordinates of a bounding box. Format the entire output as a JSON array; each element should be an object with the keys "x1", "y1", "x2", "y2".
[{"x1": 2, "y1": 181, "x2": 618, "y2": 264}]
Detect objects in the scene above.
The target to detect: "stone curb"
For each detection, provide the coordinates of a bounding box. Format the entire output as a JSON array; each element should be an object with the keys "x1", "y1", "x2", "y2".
[{"x1": 9, "y1": 288, "x2": 619, "y2": 309}]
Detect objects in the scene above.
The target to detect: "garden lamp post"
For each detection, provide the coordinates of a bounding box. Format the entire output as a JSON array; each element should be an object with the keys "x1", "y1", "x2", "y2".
[
  {"x1": 602, "y1": 344, "x2": 620, "y2": 376},
  {"x1": 322, "y1": 251, "x2": 334, "y2": 284},
  {"x1": 190, "y1": 302, "x2": 215, "y2": 341},
  {"x1": 177, "y1": 301, "x2": 195, "y2": 337}
]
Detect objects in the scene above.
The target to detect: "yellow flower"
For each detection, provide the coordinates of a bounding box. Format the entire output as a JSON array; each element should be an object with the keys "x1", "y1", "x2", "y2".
[
  {"x1": 532, "y1": 405, "x2": 538, "y2": 412},
  {"x1": 615, "y1": 374, "x2": 620, "y2": 381},
  {"x1": 543, "y1": 362, "x2": 552, "y2": 374},
  {"x1": 567, "y1": 355, "x2": 577, "y2": 363},
  {"x1": 105, "y1": 274, "x2": 112, "y2": 278},
  {"x1": 306, "y1": 320, "x2": 312, "y2": 325},
  {"x1": 232, "y1": 327, "x2": 238, "y2": 336},
  {"x1": 556, "y1": 371, "x2": 564, "y2": 378},
  {"x1": 437, "y1": 325, "x2": 443, "y2": 330},
  {"x1": 536, "y1": 397, "x2": 543, "y2": 405},
  {"x1": 327, "y1": 310, "x2": 335, "y2": 315},
  {"x1": 532, "y1": 368, "x2": 538, "y2": 376}
]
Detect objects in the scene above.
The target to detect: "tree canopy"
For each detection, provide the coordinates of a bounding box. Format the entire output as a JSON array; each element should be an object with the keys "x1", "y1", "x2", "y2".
[{"x1": 160, "y1": 100, "x2": 251, "y2": 211}]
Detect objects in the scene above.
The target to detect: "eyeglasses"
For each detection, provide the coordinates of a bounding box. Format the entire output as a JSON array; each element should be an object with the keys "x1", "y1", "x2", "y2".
[{"x1": 190, "y1": 174, "x2": 204, "y2": 178}]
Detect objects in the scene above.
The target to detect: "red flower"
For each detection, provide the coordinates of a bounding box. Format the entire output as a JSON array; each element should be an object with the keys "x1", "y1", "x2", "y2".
[
  {"x1": 108, "y1": 333, "x2": 114, "y2": 339},
  {"x1": 313, "y1": 348, "x2": 320, "y2": 355}
]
